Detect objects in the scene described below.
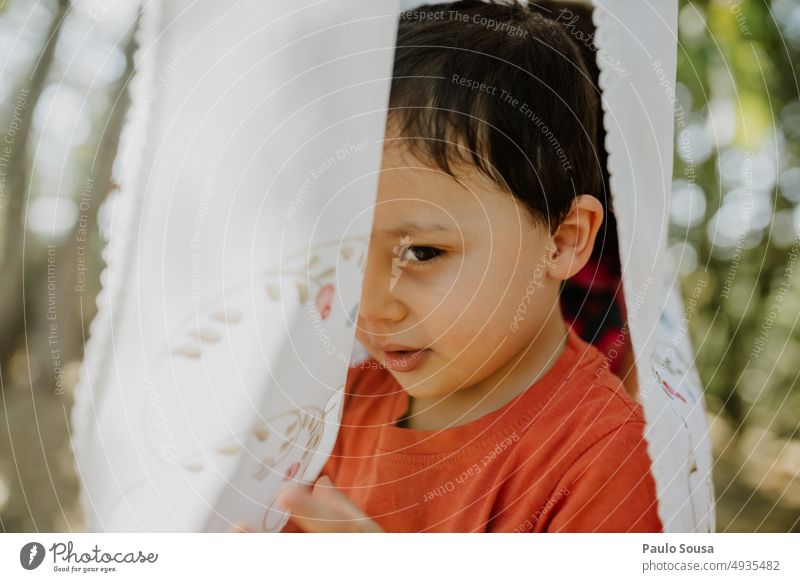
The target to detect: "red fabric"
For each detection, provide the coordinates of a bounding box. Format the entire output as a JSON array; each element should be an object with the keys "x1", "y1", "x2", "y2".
[{"x1": 282, "y1": 326, "x2": 661, "y2": 532}]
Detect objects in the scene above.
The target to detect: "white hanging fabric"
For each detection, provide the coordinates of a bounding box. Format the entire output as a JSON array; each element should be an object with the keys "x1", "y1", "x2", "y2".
[
  {"x1": 591, "y1": 0, "x2": 715, "y2": 531},
  {"x1": 72, "y1": 0, "x2": 400, "y2": 532},
  {"x1": 73, "y1": 0, "x2": 714, "y2": 533}
]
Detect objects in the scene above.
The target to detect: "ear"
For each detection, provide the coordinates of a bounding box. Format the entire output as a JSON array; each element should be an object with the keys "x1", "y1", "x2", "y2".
[{"x1": 547, "y1": 195, "x2": 604, "y2": 281}]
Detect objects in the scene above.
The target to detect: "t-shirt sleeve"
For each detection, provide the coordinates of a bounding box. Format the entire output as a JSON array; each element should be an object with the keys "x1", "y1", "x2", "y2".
[{"x1": 543, "y1": 420, "x2": 663, "y2": 532}]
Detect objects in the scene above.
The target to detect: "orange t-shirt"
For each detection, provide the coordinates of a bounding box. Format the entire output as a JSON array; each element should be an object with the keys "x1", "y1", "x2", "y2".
[{"x1": 282, "y1": 326, "x2": 662, "y2": 532}]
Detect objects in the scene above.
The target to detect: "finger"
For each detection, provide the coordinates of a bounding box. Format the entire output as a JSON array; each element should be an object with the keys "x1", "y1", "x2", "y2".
[
  {"x1": 279, "y1": 485, "x2": 349, "y2": 532},
  {"x1": 311, "y1": 476, "x2": 355, "y2": 512},
  {"x1": 279, "y1": 484, "x2": 376, "y2": 533}
]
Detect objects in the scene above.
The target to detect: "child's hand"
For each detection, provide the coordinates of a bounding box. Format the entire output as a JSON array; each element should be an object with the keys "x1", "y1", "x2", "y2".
[{"x1": 277, "y1": 474, "x2": 383, "y2": 533}]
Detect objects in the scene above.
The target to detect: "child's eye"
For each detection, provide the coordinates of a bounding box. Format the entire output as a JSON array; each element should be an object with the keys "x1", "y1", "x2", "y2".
[{"x1": 398, "y1": 245, "x2": 443, "y2": 265}]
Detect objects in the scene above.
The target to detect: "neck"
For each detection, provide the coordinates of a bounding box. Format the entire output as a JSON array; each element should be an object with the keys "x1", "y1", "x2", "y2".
[{"x1": 401, "y1": 311, "x2": 570, "y2": 431}]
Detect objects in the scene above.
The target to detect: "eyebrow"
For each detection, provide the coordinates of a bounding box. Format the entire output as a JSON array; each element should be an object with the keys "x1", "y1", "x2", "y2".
[{"x1": 378, "y1": 221, "x2": 452, "y2": 236}]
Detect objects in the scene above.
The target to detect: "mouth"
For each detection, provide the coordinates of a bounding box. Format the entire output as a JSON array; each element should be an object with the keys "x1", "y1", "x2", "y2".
[
  {"x1": 385, "y1": 348, "x2": 425, "y2": 356},
  {"x1": 380, "y1": 348, "x2": 432, "y2": 372}
]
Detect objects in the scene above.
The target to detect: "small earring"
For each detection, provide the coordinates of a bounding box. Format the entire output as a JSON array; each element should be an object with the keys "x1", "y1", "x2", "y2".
[{"x1": 550, "y1": 250, "x2": 559, "y2": 261}]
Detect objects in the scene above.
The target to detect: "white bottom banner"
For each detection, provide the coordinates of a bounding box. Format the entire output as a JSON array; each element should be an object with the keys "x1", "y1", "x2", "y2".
[{"x1": 1, "y1": 534, "x2": 797, "y2": 581}]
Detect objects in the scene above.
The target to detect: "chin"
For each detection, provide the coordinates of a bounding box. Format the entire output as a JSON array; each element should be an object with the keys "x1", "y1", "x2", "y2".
[{"x1": 396, "y1": 377, "x2": 452, "y2": 400}]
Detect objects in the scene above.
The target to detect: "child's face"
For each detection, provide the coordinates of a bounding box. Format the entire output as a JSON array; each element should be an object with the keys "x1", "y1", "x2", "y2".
[{"x1": 354, "y1": 136, "x2": 568, "y2": 401}]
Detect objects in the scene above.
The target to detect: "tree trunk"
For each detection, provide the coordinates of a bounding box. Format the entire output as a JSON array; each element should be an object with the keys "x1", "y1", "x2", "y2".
[{"x1": 0, "y1": 0, "x2": 70, "y2": 373}]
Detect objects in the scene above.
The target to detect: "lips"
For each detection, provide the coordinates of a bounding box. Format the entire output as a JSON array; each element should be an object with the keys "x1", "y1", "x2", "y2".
[
  {"x1": 381, "y1": 348, "x2": 431, "y2": 372},
  {"x1": 376, "y1": 343, "x2": 425, "y2": 352}
]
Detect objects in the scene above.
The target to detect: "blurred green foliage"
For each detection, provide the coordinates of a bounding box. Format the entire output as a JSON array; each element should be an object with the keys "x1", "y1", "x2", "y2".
[
  {"x1": 673, "y1": 0, "x2": 800, "y2": 440},
  {"x1": 671, "y1": 0, "x2": 800, "y2": 531}
]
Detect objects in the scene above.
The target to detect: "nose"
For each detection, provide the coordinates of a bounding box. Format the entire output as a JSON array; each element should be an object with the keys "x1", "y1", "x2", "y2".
[{"x1": 356, "y1": 240, "x2": 407, "y2": 330}]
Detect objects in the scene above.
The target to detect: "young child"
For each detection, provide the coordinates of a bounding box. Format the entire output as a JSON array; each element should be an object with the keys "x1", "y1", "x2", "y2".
[{"x1": 277, "y1": 0, "x2": 662, "y2": 533}]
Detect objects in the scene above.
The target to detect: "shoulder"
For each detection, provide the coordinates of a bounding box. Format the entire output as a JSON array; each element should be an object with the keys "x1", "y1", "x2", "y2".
[
  {"x1": 542, "y1": 416, "x2": 662, "y2": 531},
  {"x1": 504, "y1": 336, "x2": 658, "y2": 516},
  {"x1": 560, "y1": 330, "x2": 645, "y2": 427},
  {"x1": 507, "y1": 365, "x2": 649, "y2": 481},
  {"x1": 556, "y1": 349, "x2": 650, "y2": 472},
  {"x1": 506, "y1": 375, "x2": 660, "y2": 532},
  {"x1": 517, "y1": 338, "x2": 661, "y2": 531}
]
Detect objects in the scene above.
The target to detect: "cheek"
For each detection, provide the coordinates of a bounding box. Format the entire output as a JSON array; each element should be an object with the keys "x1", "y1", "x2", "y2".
[
  {"x1": 408, "y1": 248, "x2": 551, "y2": 346},
  {"x1": 423, "y1": 275, "x2": 504, "y2": 350},
  {"x1": 453, "y1": 254, "x2": 552, "y2": 338},
  {"x1": 403, "y1": 267, "x2": 479, "y2": 344}
]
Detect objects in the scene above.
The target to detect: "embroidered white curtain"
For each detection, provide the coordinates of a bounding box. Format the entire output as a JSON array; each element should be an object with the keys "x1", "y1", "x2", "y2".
[
  {"x1": 72, "y1": 0, "x2": 400, "y2": 532},
  {"x1": 591, "y1": 0, "x2": 714, "y2": 532}
]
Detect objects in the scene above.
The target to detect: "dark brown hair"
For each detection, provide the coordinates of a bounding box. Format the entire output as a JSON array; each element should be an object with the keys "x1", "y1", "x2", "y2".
[{"x1": 389, "y1": 0, "x2": 602, "y2": 232}]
